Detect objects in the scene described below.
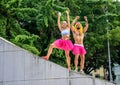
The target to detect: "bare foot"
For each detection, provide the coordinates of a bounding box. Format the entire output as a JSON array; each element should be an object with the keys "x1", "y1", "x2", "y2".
[
  {"x1": 80, "y1": 70, "x2": 85, "y2": 74},
  {"x1": 42, "y1": 56, "x2": 49, "y2": 60},
  {"x1": 68, "y1": 67, "x2": 71, "y2": 71}
]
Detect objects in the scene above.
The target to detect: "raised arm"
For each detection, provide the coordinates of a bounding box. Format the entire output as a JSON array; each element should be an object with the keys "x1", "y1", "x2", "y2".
[
  {"x1": 83, "y1": 16, "x2": 89, "y2": 33},
  {"x1": 66, "y1": 11, "x2": 70, "y2": 30},
  {"x1": 71, "y1": 16, "x2": 80, "y2": 32},
  {"x1": 58, "y1": 12, "x2": 62, "y2": 31}
]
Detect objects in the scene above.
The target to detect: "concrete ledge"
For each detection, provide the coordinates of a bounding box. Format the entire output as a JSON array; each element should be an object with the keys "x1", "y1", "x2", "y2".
[{"x1": 0, "y1": 37, "x2": 116, "y2": 85}]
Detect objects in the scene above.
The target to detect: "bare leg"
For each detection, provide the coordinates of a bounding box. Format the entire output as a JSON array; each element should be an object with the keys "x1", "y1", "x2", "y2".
[
  {"x1": 65, "y1": 50, "x2": 71, "y2": 70},
  {"x1": 74, "y1": 55, "x2": 79, "y2": 71},
  {"x1": 80, "y1": 55, "x2": 85, "y2": 71},
  {"x1": 43, "y1": 43, "x2": 56, "y2": 60}
]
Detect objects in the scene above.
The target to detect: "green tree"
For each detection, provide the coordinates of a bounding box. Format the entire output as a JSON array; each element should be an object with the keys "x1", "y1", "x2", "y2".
[
  {"x1": 0, "y1": 0, "x2": 40, "y2": 55},
  {"x1": 0, "y1": 0, "x2": 120, "y2": 81}
]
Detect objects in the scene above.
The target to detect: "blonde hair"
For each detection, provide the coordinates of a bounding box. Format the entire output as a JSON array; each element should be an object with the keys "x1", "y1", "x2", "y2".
[{"x1": 74, "y1": 22, "x2": 83, "y2": 34}]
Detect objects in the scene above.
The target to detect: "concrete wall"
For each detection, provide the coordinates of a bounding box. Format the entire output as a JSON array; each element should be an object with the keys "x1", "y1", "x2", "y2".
[{"x1": 0, "y1": 37, "x2": 116, "y2": 85}]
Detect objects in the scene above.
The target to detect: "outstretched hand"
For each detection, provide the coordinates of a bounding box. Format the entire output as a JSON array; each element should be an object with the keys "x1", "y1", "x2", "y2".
[
  {"x1": 84, "y1": 16, "x2": 88, "y2": 22},
  {"x1": 76, "y1": 16, "x2": 80, "y2": 19},
  {"x1": 58, "y1": 12, "x2": 61, "y2": 16},
  {"x1": 66, "y1": 10, "x2": 69, "y2": 14}
]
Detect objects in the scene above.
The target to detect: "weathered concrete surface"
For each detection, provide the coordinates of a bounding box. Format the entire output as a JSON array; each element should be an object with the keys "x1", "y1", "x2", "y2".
[{"x1": 0, "y1": 37, "x2": 116, "y2": 85}]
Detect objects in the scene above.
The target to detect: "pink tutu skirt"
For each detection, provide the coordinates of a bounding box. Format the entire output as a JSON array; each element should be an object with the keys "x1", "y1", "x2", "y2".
[
  {"x1": 53, "y1": 39, "x2": 73, "y2": 51},
  {"x1": 72, "y1": 44, "x2": 86, "y2": 55}
]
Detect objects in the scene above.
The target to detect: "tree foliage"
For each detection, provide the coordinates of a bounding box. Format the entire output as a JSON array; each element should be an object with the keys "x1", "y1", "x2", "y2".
[{"x1": 0, "y1": 0, "x2": 120, "y2": 81}]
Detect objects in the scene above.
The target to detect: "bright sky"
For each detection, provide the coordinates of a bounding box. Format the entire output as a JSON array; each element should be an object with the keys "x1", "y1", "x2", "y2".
[
  {"x1": 113, "y1": 0, "x2": 120, "y2": 1},
  {"x1": 116, "y1": 0, "x2": 120, "y2": 1}
]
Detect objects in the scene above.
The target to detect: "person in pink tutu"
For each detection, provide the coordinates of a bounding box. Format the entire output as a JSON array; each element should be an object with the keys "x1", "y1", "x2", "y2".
[
  {"x1": 43, "y1": 11, "x2": 73, "y2": 70},
  {"x1": 71, "y1": 16, "x2": 89, "y2": 73}
]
